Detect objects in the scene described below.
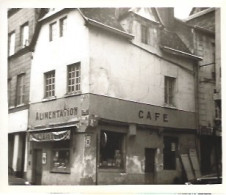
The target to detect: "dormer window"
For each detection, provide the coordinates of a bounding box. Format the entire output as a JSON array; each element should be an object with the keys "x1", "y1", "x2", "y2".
[
  {"x1": 141, "y1": 24, "x2": 148, "y2": 44},
  {"x1": 49, "y1": 22, "x2": 57, "y2": 41},
  {"x1": 21, "y1": 23, "x2": 29, "y2": 47}
]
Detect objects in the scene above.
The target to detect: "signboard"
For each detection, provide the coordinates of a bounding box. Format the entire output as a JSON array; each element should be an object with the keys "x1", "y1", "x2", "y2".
[
  {"x1": 89, "y1": 94, "x2": 196, "y2": 129},
  {"x1": 42, "y1": 152, "x2": 47, "y2": 164},
  {"x1": 30, "y1": 130, "x2": 71, "y2": 142},
  {"x1": 29, "y1": 95, "x2": 89, "y2": 129}
]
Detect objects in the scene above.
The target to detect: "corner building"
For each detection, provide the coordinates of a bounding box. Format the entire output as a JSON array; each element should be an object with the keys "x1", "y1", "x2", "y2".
[{"x1": 27, "y1": 8, "x2": 200, "y2": 184}]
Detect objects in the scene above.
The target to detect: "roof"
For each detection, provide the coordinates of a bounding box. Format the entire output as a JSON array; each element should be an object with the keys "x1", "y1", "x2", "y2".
[
  {"x1": 80, "y1": 8, "x2": 125, "y2": 32},
  {"x1": 160, "y1": 29, "x2": 192, "y2": 54},
  {"x1": 185, "y1": 8, "x2": 215, "y2": 32}
]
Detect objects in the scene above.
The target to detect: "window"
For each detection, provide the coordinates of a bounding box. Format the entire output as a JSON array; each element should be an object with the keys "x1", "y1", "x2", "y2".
[
  {"x1": 60, "y1": 17, "x2": 67, "y2": 37},
  {"x1": 163, "y1": 136, "x2": 178, "y2": 170},
  {"x1": 8, "y1": 78, "x2": 13, "y2": 107},
  {"x1": 21, "y1": 23, "x2": 29, "y2": 47},
  {"x1": 141, "y1": 25, "x2": 148, "y2": 44},
  {"x1": 9, "y1": 32, "x2": 15, "y2": 56},
  {"x1": 49, "y1": 22, "x2": 57, "y2": 41},
  {"x1": 44, "y1": 70, "x2": 55, "y2": 98},
  {"x1": 16, "y1": 74, "x2": 25, "y2": 106},
  {"x1": 164, "y1": 76, "x2": 175, "y2": 106},
  {"x1": 99, "y1": 131, "x2": 125, "y2": 169},
  {"x1": 51, "y1": 141, "x2": 70, "y2": 173},
  {"x1": 67, "y1": 63, "x2": 80, "y2": 93}
]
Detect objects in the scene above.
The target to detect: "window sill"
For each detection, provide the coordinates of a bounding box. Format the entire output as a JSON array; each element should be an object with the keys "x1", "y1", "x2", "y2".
[
  {"x1": 64, "y1": 91, "x2": 81, "y2": 98},
  {"x1": 50, "y1": 170, "x2": 71, "y2": 174},
  {"x1": 98, "y1": 167, "x2": 125, "y2": 173},
  {"x1": 42, "y1": 96, "x2": 57, "y2": 102},
  {"x1": 163, "y1": 104, "x2": 177, "y2": 110},
  {"x1": 15, "y1": 103, "x2": 26, "y2": 108}
]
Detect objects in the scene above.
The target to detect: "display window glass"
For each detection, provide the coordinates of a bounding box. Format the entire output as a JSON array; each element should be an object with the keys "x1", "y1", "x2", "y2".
[{"x1": 99, "y1": 130, "x2": 125, "y2": 169}]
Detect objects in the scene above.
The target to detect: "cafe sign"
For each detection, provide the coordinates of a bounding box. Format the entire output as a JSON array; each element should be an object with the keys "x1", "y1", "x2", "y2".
[{"x1": 30, "y1": 130, "x2": 71, "y2": 142}]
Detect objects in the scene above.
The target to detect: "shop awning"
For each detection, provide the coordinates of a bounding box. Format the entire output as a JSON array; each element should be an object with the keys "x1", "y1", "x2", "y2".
[{"x1": 29, "y1": 130, "x2": 71, "y2": 142}]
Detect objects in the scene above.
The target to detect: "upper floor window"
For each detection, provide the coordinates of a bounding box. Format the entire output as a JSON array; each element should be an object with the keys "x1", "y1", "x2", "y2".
[
  {"x1": 141, "y1": 24, "x2": 148, "y2": 44},
  {"x1": 60, "y1": 17, "x2": 67, "y2": 37},
  {"x1": 49, "y1": 22, "x2": 57, "y2": 41},
  {"x1": 164, "y1": 76, "x2": 175, "y2": 106},
  {"x1": 21, "y1": 22, "x2": 29, "y2": 47},
  {"x1": 8, "y1": 78, "x2": 12, "y2": 107},
  {"x1": 16, "y1": 74, "x2": 25, "y2": 106},
  {"x1": 67, "y1": 63, "x2": 80, "y2": 93},
  {"x1": 44, "y1": 70, "x2": 55, "y2": 98},
  {"x1": 9, "y1": 31, "x2": 15, "y2": 56}
]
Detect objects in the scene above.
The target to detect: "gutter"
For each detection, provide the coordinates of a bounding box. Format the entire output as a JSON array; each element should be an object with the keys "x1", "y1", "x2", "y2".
[
  {"x1": 185, "y1": 8, "x2": 215, "y2": 22},
  {"x1": 160, "y1": 46, "x2": 203, "y2": 61}
]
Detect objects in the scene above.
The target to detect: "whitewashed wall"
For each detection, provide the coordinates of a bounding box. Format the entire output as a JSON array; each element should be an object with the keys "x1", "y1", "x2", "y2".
[{"x1": 30, "y1": 9, "x2": 90, "y2": 103}]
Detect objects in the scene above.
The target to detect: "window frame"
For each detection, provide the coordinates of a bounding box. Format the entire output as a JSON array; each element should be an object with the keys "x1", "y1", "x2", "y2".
[
  {"x1": 59, "y1": 16, "x2": 67, "y2": 37},
  {"x1": 67, "y1": 63, "x2": 81, "y2": 94},
  {"x1": 49, "y1": 21, "x2": 57, "y2": 42},
  {"x1": 164, "y1": 76, "x2": 176, "y2": 107},
  {"x1": 141, "y1": 24, "x2": 148, "y2": 44},
  {"x1": 99, "y1": 130, "x2": 126, "y2": 170},
  {"x1": 20, "y1": 22, "x2": 29, "y2": 47},
  {"x1": 16, "y1": 73, "x2": 25, "y2": 106},
  {"x1": 50, "y1": 148, "x2": 71, "y2": 174},
  {"x1": 9, "y1": 31, "x2": 15, "y2": 56},
  {"x1": 44, "y1": 70, "x2": 55, "y2": 98}
]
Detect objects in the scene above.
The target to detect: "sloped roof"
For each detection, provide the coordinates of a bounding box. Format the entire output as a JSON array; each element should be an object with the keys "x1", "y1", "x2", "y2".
[
  {"x1": 80, "y1": 8, "x2": 125, "y2": 32},
  {"x1": 160, "y1": 29, "x2": 192, "y2": 54}
]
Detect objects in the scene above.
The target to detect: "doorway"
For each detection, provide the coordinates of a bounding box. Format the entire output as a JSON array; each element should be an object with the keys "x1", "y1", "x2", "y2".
[
  {"x1": 145, "y1": 148, "x2": 156, "y2": 184},
  {"x1": 32, "y1": 149, "x2": 42, "y2": 185}
]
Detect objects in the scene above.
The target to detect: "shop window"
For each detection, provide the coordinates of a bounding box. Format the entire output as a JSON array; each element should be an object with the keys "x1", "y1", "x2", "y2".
[
  {"x1": 99, "y1": 131, "x2": 125, "y2": 169},
  {"x1": 9, "y1": 31, "x2": 15, "y2": 56},
  {"x1": 51, "y1": 141, "x2": 70, "y2": 173},
  {"x1": 141, "y1": 24, "x2": 148, "y2": 44},
  {"x1": 67, "y1": 63, "x2": 80, "y2": 93},
  {"x1": 49, "y1": 22, "x2": 57, "y2": 41},
  {"x1": 163, "y1": 136, "x2": 178, "y2": 170},
  {"x1": 164, "y1": 76, "x2": 176, "y2": 106},
  {"x1": 60, "y1": 16, "x2": 67, "y2": 37},
  {"x1": 21, "y1": 22, "x2": 29, "y2": 47},
  {"x1": 16, "y1": 74, "x2": 25, "y2": 106},
  {"x1": 44, "y1": 70, "x2": 55, "y2": 98}
]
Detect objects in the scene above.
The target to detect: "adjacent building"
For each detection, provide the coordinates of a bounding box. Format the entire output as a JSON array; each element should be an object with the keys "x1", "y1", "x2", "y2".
[
  {"x1": 8, "y1": 8, "x2": 47, "y2": 178},
  {"x1": 176, "y1": 7, "x2": 222, "y2": 176}
]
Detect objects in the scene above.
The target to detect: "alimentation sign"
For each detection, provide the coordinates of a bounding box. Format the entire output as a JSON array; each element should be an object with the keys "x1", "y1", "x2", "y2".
[{"x1": 29, "y1": 95, "x2": 89, "y2": 128}]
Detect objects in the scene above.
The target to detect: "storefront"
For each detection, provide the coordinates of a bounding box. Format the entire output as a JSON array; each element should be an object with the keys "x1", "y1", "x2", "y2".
[
  {"x1": 26, "y1": 94, "x2": 198, "y2": 185},
  {"x1": 88, "y1": 94, "x2": 198, "y2": 184},
  {"x1": 26, "y1": 95, "x2": 97, "y2": 185}
]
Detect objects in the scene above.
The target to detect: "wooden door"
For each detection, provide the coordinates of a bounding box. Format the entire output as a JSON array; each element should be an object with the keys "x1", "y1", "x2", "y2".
[
  {"x1": 145, "y1": 148, "x2": 156, "y2": 184},
  {"x1": 32, "y1": 149, "x2": 42, "y2": 185}
]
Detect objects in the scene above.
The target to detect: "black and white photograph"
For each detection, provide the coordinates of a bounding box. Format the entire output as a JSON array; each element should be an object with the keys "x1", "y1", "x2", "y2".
[{"x1": 0, "y1": 0, "x2": 224, "y2": 194}]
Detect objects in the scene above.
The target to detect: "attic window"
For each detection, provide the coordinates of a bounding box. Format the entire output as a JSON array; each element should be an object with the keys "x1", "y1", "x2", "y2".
[{"x1": 141, "y1": 24, "x2": 148, "y2": 44}]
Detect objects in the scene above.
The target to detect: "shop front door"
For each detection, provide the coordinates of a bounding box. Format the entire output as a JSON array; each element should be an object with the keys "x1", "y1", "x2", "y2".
[
  {"x1": 145, "y1": 148, "x2": 156, "y2": 184},
  {"x1": 32, "y1": 149, "x2": 42, "y2": 185}
]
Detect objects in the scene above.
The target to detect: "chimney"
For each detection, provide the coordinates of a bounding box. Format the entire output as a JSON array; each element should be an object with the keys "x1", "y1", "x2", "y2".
[{"x1": 156, "y1": 8, "x2": 175, "y2": 30}]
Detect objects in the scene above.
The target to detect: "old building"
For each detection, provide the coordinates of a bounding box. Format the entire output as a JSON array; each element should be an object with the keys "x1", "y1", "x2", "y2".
[
  {"x1": 8, "y1": 8, "x2": 47, "y2": 178},
  {"x1": 24, "y1": 8, "x2": 202, "y2": 185},
  {"x1": 176, "y1": 7, "x2": 221, "y2": 176}
]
